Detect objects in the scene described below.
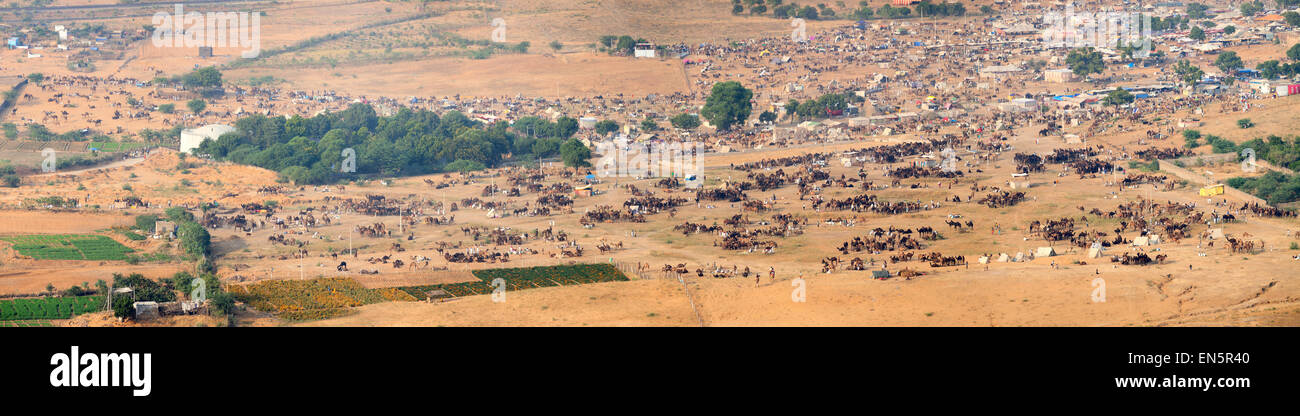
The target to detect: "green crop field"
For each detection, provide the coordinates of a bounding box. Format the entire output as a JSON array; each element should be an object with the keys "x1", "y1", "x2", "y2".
[
  {"x1": 0, "y1": 296, "x2": 106, "y2": 320},
  {"x1": 88, "y1": 142, "x2": 148, "y2": 153},
  {"x1": 397, "y1": 264, "x2": 630, "y2": 300},
  {"x1": 0, "y1": 320, "x2": 55, "y2": 327},
  {"x1": 0, "y1": 234, "x2": 134, "y2": 260}
]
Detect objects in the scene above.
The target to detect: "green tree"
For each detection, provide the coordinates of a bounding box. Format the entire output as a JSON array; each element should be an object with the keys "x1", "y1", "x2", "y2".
[
  {"x1": 1173, "y1": 60, "x2": 1205, "y2": 85},
  {"x1": 187, "y1": 99, "x2": 207, "y2": 114},
  {"x1": 670, "y1": 113, "x2": 701, "y2": 130},
  {"x1": 640, "y1": 118, "x2": 659, "y2": 131},
  {"x1": 1257, "y1": 60, "x2": 1281, "y2": 79},
  {"x1": 700, "y1": 81, "x2": 753, "y2": 131},
  {"x1": 135, "y1": 214, "x2": 158, "y2": 232},
  {"x1": 560, "y1": 138, "x2": 591, "y2": 168},
  {"x1": 1186, "y1": 3, "x2": 1208, "y2": 19},
  {"x1": 1189, "y1": 26, "x2": 1205, "y2": 42},
  {"x1": 178, "y1": 221, "x2": 210, "y2": 257},
  {"x1": 1288, "y1": 43, "x2": 1300, "y2": 61},
  {"x1": 1066, "y1": 47, "x2": 1105, "y2": 78},
  {"x1": 1240, "y1": 1, "x2": 1263, "y2": 17},
  {"x1": 759, "y1": 111, "x2": 777, "y2": 124},
  {"x1": 594, "y1": 120, "x2": 619, "y2": 135},
  {"x1": 158, "y1": 103, "x2": 175, "y2": 114},
  {"x1": 1103, "y1": 89, "x2": 1135, "y2": 106},
  {"x1": 181, "y1": 66, "x2": 223, "y2": 89},
  {"x1": 1215, "y1": 51, "x2": 1243, "y2": 74},
  {"x1": 1285, "y1": 11, "x2": 1300, "y2": 28}
]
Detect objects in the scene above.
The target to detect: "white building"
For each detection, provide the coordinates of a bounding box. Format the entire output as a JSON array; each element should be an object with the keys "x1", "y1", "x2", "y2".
[
  {"x1": 180, "y1": 124, "x2": 236, "y2": 154},
  {"x1": 633, "y1": 43, "x2": 656, "y2": 58}
]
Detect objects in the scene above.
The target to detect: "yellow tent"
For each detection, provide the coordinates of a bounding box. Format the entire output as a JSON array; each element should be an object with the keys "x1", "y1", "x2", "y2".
[{"x1": 1199, "y1": 184, "x2": 1224, "y2": 197}]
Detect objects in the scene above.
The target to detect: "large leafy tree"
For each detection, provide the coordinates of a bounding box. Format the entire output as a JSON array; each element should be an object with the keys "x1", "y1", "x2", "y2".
[
  {"x1": 670, "y1": 113, "x2": 701, "y2": 130},
  {"x1": 560, "y1": 138, "x2": 591, "y2": 168},
  {"x1": 700, "y1": 81, "x2": 753, "y2": 131},
  {"x1": 1066, "y1": 47, "x2": 1105, "y2": 78},
  {"x1": 1215, "y1": 51, "x2": 1243, "y2": 74},
  {"x1": 1173, "y1": 60, "x2": 1205, "y2": 85}
]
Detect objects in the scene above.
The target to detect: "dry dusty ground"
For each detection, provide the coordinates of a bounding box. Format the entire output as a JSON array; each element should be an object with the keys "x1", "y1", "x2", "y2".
[{"x1": 1, "y1": 1, "x2": 1297, "y2": 326}]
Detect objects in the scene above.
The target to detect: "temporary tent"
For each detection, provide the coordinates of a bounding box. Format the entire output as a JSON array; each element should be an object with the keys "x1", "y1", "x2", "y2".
[
  {"x1": 1086, "y1": 246, "x2": 1103, "y2": 258},
  {"x1": 1208, "y1": 228, "x2": 1225, "y2": 240},
  {"x1": 977, "y1": 256, "x2": 990, "y2": 264},
  {"x1": 1036, "y1": 247, "x2": 1056, "y2": 257},
  {"x1": 997, "y1": 253, "x2": 1010, "y2": 262},
  {"x1": 1131, "y1": 236, "x2": 1150, "y2": 246},
  {"x1": 871, "y1": 270, "x2": 891, "y2": 279}
]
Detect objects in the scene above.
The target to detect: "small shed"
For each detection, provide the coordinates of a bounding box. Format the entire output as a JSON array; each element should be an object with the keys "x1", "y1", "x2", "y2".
[
  {"x1": 155, "y1": 220, "x2": 177, "y2": 237},
  {"x1": 133, "y1": 301, "x2": 159, "y2": 320}
]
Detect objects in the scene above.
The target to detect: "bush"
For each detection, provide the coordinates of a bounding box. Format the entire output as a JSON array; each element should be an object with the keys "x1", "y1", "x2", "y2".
[
  {"x1": 112, "y1": 296, "x2": 134, "y2": 319},
  {"x1": 134, "y1": 214, "x2": 158, "y2": 231}
]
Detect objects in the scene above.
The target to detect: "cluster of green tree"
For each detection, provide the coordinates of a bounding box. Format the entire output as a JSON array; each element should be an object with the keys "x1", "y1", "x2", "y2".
[
  {"x1": 911, "y1": 0, "x2": 966, "y2": 17},
  {"x1": 1103, "y1": 89, "x2": 1135, "y2": 106},
  {"x1": 1148, "y1": 14, "x2": 1189, "y2": 32},
  {"x1": 771, "y1": 3, "x2": 826, "y2": 19},
  {"x1": 670, "y1": 113, "x2": 701, "y2": 130},
  {"x1": 597, "y1": 35, "x2": 648, "y2": 55},
  {"x1": 1186, "y1": 3, "x2": 1210, "y2": 19},
  {"x1": 152, "y1": 66, "x2": 223, "y2": 90},
  {"x1": 109, "y1": 272, "x2": 176, "y2": 318},
  {"x1": 197, "y1": 103, "x2": 592, "y2": 184},
  {"x1": 1226, "y1": 171, "x2": 1300, "y2": 205},
  {"x1": 166, "y1": 271, "x2": 235, "y2": 317},
  {"x1": 1, "y1": 165, "x2": 17, "y2": 188},
  {"x1": 1222, "y1": 135, "x2": 1300, "y2": 171},
  {"x1": 1254, "y1": 44, "x2": 1300, "y2": 79},
  {"x1": 108, "y1": 271, "x2": 235, "y2": 319},
  {"x1": 1066, "y1": 47, "x2": 1105, "y2": 78},
  {"x1": 159, "y1": 208, "x2": 211, "y2": 264},
  {"x1": 1214, "y1": 51, "x2": 1243, "y2": 74},
  {"x1": 21, "y1": 123, "x2": 95, "y2": 142},
  {"x1": 1239, "y1": 1, "x2": 1265, "y2": 17},
  {"x1": 752, "y1": 0, "x2": 967, "y2": 20},
  {"x1": 1285, "y1": 11, "x2": 1300, "y2": 28},
  {"x1": 700, "y1": 81, "x2": 754, "y2": 131},
  {"x1": 1173, "y1": 59, "x2": 1205, "y2": 85},
  {"x1": 785, "y1": 92, "x2": 855, "y2": 120}
]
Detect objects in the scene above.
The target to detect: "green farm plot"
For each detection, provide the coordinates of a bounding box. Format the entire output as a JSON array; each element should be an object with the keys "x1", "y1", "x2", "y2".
[
  {"x1": 0, "y1": 320, "x2": 55, "y2": 327},
  {"x1": 0, "y1": 296, "x2": 105, "y2": 320},
  {"x1": 88, "y1": 142, "x2": 147, "y2": 153},
  {"x1": 0, "y1": 234, "x2": 134, "y2": 260},
  {"x1": 397, "y1": 264, "x2": 630, "y2": 300}
]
